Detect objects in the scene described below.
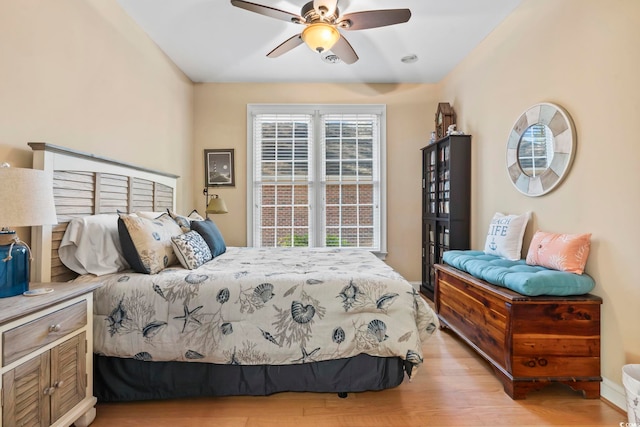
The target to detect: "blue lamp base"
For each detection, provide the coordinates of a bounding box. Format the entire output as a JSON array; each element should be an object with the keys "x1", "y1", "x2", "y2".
[{"x1": 0, "y1": 234, "x2": 29, "y2": 298}]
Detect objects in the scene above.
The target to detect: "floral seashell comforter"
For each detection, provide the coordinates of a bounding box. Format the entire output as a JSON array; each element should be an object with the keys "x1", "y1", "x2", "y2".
[{"x1": 77, "y1": 247, "x2": 439, "y2": 376}]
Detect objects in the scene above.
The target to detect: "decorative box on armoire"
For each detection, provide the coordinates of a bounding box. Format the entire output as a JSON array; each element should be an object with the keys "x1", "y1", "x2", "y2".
[
  {"x1": 435, "y1": 102, "x2": 456, "y2": 140},
  {"x1": 421, "y1": 134, "x2": 471, "y2": 300}
]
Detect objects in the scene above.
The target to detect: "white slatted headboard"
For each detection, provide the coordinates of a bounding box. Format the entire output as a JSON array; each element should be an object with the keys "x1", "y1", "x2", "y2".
[{"x1": 29, "y1": 143, "x2": 179, "y2": 283}]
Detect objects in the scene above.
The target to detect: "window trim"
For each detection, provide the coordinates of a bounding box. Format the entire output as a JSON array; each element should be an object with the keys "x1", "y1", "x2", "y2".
[{"x1": 246, "y1": 104, "x2": 387, "y2": 257}]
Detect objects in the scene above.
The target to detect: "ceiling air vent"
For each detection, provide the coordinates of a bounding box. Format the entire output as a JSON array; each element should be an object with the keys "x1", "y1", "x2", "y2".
[{"x1": 322, "y1": 53, "x2": 342, "y2": 64}]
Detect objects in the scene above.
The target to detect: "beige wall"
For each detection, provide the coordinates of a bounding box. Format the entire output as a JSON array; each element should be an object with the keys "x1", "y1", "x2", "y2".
[
  {"x1": 194, "y1": 83, "x2": 438, "y2": 280},
  {"x1": 0, "y1": 0, "x2": 195, "y2": 214},
  {"x1": 439, "y1": 0, "x2": 640, "y2": 399}
]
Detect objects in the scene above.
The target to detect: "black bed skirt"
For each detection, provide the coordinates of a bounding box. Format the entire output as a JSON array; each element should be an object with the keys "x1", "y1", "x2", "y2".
[{"x1": 94, "y1": 354, "x2": 409, "y2": 402}]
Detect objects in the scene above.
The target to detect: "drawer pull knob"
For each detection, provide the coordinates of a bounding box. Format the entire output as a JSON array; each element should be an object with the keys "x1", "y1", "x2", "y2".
[
  {"x1": 49, "y1": 324, "x2": 61, "y2": 332},
  {"x1": 53, "y1": 380, "x2": 65, "y2": 388},
  {"x1": 538, "y1": 358, "x2": 548, "y2": 367},
  {"x1": 527, "y1": 360, "x2": 536, "y2": 368}
]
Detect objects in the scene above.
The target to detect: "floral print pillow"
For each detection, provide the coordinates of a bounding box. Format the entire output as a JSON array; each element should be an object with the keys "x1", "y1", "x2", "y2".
[
  {"x1": 171, "y1": 231, "x2": 212, "y2": 270},
  {"x1": 118, "y1": 213, "x2": 183, "y2": 274},
  {"x1": 168, "y1": 209, "x2": 205, "y2": 233},
  {"x1": 526, "y1": 231, "x2": 592, "y2": 274}
]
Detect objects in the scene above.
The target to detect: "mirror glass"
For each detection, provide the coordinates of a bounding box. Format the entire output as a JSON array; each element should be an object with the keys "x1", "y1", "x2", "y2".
[
  {"x1": 517, "y1": 124, "x2": 554, "y2": 177},
  {"x1": 506, "y1": 103, "x2": 576, "y2": 197}
]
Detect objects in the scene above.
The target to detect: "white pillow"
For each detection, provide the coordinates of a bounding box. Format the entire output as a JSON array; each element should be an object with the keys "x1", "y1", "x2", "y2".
[
  {"x1": 59, "y1": 214, "x2": 129, "y2": 276},
  {"x1": 483, "y1": 212, "x2": 531, "y2": 261}
]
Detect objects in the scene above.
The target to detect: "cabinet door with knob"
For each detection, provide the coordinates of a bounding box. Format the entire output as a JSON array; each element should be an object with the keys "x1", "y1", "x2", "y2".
[
  {"x1": 3, "y1": 352, "x2": 50, "y2": 426},
  {"x1": 50, "y1": 333, "x2": 86, "y2": 423}
]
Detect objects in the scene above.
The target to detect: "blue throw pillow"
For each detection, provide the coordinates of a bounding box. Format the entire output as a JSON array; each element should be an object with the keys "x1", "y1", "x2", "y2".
[{"x1": 190, "y1": 218, "x2": 226, "y2": 258}]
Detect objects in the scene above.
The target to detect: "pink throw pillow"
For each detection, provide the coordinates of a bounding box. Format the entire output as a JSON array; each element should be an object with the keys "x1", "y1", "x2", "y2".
[{"x1": 526, "y1": 231, "x2": 592, "y2": 274}]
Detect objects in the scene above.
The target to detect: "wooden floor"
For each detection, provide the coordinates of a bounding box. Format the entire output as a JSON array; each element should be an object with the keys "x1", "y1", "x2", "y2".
[{"x1": 90, "y1": 327, "x2": 625, "y2": 427}]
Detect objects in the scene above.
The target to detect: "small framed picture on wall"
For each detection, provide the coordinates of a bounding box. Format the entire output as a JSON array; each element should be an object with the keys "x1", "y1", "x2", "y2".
[{"x1": 204, "y1": 149, "x2": 235, "y2": 187}]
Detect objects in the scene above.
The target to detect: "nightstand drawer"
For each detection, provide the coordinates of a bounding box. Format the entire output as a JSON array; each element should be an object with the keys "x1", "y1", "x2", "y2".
[{"x1": 2, "y1": 300, "x2": 87, "y2": 366}]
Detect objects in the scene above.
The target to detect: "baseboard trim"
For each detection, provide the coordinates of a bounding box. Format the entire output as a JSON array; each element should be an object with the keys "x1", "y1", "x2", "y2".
[{"x1": 602, "y1": 376, "x2": 627, "y2": 413}]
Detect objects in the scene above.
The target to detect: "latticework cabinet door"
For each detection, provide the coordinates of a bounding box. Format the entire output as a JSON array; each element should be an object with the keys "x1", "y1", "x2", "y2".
[
  {"x1": 50, "y1": 333, "x2": 86, "y2": 424},
  {"x1": 2, "y1": 352, "x2": 51, "y2": 427}
]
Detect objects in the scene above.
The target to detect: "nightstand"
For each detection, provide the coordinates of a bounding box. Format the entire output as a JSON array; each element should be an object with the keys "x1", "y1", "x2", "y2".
[{"x1": 0, "y1": 281, "x2": 101, "y2": 427}]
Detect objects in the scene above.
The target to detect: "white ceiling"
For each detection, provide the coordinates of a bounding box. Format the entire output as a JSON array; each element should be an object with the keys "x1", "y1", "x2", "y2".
[{"x1": 116, "y1": 0, "x2": 522, "y2": 84}]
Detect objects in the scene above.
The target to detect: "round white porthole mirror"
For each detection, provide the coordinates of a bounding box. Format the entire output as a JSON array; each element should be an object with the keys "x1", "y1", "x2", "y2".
[{"x1": 506, "y1": 102, "x2": 576, "y2": 197}]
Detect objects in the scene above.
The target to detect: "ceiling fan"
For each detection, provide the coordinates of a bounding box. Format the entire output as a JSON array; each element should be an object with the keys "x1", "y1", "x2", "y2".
[{"x1": 230, "y1": 0, "x2": 411, "y2": 64}]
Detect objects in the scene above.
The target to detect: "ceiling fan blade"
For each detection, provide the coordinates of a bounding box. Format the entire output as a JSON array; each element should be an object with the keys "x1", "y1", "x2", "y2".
[
  {"x1": 313, "y1": 0, "x2": 338, "y2": 18},
  {"x1": 267, "y1": 34, "x2": 304, "y2": 58},
  {"x1": 230, "y1": 0, "x2": 303, "y2": 24},
  {"x1": 338, "y1": 9, "x2": 411, "y2": 31},
  {"x1": 330, "y1": 35, "x2": 358, "y2": 64}
]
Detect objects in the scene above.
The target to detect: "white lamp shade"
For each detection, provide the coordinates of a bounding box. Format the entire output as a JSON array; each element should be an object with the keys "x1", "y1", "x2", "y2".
[{"x1": 0, "y1": 167, "x2": 57, "y2": 228}]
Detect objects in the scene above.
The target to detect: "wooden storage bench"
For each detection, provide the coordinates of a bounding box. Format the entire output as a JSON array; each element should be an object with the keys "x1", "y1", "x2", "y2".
[{"x1": 434, "y1": 263, "x2": 602, "y2": 399}]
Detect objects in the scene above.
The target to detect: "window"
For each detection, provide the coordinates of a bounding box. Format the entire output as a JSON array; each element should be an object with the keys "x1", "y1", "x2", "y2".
[{"x1": 247, "y1": 104, "x2": 386, "y2": 255}]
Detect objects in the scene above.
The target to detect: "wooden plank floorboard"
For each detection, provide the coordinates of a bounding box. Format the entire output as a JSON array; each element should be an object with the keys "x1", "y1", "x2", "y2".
[{"x1": 90, "y1": 322, "x2": 625, "y2": 427}]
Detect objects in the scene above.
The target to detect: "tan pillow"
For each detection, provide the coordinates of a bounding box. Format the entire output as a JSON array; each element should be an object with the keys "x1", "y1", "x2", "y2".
[
  {"x1": 135, "y1": 211, "x2": 165, "y2": 219},
  {"x1": 118, "y1": 213, "x2": 183, "y2": 274},
  {"x1": 168, "y1": 209, "x2": 205, "y2": 233}
]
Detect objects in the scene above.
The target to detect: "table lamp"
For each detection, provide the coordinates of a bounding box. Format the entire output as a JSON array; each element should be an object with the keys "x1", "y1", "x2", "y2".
[{"x1": 0, "y1": 164, "x2": 57, "y2": 297}]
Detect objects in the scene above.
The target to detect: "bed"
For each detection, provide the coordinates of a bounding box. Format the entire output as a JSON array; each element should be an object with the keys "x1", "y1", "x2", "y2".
[{"x1": 29, "y1": 142, "x2": 439, "y2": 402}]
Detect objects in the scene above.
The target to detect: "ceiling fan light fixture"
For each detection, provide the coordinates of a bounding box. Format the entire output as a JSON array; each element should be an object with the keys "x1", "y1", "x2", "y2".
[{"x1": 301, "y1": 23, "x2": 340, "y2": 53}]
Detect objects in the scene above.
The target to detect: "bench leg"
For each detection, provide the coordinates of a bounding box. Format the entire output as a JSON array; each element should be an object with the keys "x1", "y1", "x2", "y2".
[{"x1": 494, "y1": 369, "x2": 601, "y2": 400}]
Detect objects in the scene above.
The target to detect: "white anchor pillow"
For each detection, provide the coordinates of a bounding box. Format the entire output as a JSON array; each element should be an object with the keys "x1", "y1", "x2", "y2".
[
  {"x1": 483, "y1": 211, "x2": 531, "y2": 261},
  {"x1": 171, "y1": 231, "x2": 212, "y2": 270}
]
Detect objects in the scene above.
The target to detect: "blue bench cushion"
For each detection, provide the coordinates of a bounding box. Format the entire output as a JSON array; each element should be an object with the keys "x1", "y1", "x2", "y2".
[{"x1": 442, "y1": 250, "x2": 595, "y2": 296}]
